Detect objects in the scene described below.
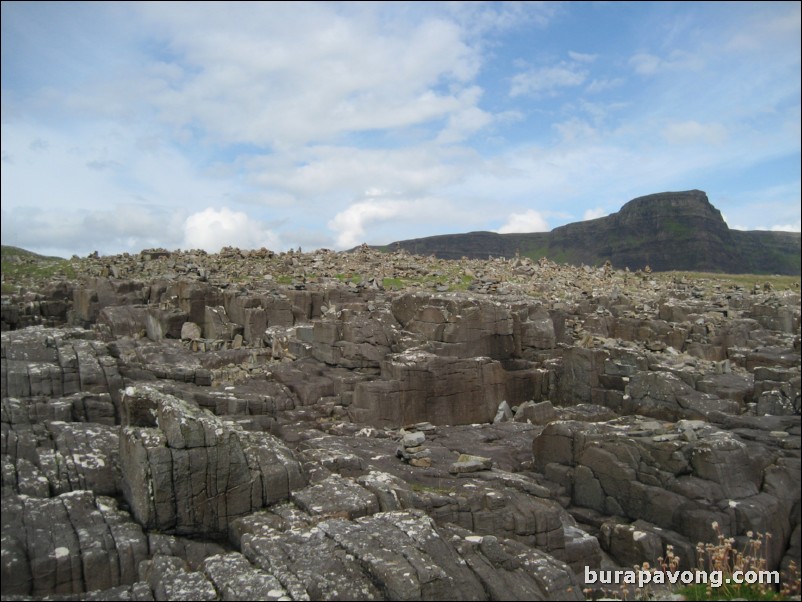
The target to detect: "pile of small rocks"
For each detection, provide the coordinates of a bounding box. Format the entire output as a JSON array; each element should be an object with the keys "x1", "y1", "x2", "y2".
[{"x1": 395, "y1": 423, "x2": 436, "y2": 468}]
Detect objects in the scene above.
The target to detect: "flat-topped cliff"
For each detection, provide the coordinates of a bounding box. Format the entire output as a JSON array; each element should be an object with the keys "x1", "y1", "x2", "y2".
[{"x1": 383, "y1": 190, "x2": 801, "y2": 274}]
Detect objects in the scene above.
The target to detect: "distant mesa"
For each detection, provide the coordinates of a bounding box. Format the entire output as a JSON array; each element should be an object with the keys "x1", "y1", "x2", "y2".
[{"x1": 379, "y1": 190, "x2": 801, "y2": 275}]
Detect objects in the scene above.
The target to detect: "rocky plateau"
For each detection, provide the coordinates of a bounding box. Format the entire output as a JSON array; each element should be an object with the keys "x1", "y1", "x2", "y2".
[{"x1": 1, "y1": 241, "x2": 800, "y2": 600}]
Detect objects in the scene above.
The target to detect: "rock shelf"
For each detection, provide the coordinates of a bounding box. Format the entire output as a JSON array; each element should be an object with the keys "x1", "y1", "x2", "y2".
[{"x1": 1, "y1": 245, "x2": 799, "y2": 599}]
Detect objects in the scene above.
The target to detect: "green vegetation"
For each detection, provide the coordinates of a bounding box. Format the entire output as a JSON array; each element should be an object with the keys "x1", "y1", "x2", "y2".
[
  {"x1": 1, "y1": 245, "x2": 75, "y2": 291},
  {"x1": 663, "y1": 218, "x2": 692, "y2": 237},
  {"x1": 334, "y1": 273, "x2": 363, "y2": 284},
  {"x1": 382, "y1": 277, "x2": 405, "y2": 290},
  {"x1": 630, "y1": 525, "x2": 801, "y2": 602},
  {"x1": 676, "y1": 526, "x2": 798, "y2": 601},
  {"x1": 409, "y1": 482, "x2": 455, "y2": 495},
  {"x1": 665, "y1": 271, "x2": 800, "y2": 291}
]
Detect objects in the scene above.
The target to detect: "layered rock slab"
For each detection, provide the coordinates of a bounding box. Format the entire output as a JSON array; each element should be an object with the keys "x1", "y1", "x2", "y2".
[
  {"x1": 1, "y1": 491, "x2": 148, "y2": 597},
  {"x1": 237, "y1": 508, "x2": 583, "y2": 601},
  {"x1": 119, "y1": 385, "x2": 305, "y2": 537},
  {"x1": 533, "y1": 416, "x2": 801, "y2": 570}
]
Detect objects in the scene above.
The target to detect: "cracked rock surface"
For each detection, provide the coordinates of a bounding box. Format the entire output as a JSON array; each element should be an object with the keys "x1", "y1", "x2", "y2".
[{"x1": 1, "y1": 245, "x2": 799, "y2": 599}]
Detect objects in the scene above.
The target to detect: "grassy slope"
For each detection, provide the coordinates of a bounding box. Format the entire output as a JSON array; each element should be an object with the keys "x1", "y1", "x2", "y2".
[{"x1": 1, "y1": 245, "x2": 75, "y2": 291}]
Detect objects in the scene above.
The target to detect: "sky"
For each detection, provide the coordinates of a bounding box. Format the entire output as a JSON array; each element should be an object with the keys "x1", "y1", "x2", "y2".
[{"x1": 2, "y1": 1, "x2": 800, "y2": 258}]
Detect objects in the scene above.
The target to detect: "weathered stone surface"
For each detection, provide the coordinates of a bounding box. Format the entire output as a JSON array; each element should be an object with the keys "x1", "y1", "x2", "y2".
[
  {"x1": 119, "y1": 385, "x2": 305, "y2": 536},
  {"x1": 311, "y1": 308, "x2": 398, "y2": 368},
  {"x1": 180, "y1": 321, "x2": 202, "y2": 341},
  {"x1": 203, "y1": 552, "x2": 287, "y2": 601},
  {"x1": 351, "y1": 350, "x2": 507, "y2": 427},
  {"x1": 1, "y1": 328, "x2": 122, "y2": 409},
  {"x1": 1, "y1": 492, "x2": 148, "y2": 597},
  {"x1": 533, "y1": 416, "x2": 800, "y2": 570},
  {"x1": 239, "y1": 508, "x2": 583, "y2": 601},
  {"x1": 391, "y1": 293, "x2": 516, "y2": 360},
  {"x1": 2, "y1": 242, "x2": 800, "y2": 600},
  {"x1": 514, "y1": 400, "x2": 557, "y2": 425},
  {"x1": 2, "y1": 406, "x2": 120, "y2": 497},
  {"x1": 624, "y1": 371, "x2": 740, "y2": 420},
  {"x1": 139, "y1": 555, "x2": 217, "y2": 601},
  {"x1": 291, "y1": 473, "x2": 380, "y2": 519},
  {"x1": 449, "y1": 453, "x2": 493, "y2": 474},
  {"x1": 599, "y1": 521, "x2": 664, "y2": 568}
]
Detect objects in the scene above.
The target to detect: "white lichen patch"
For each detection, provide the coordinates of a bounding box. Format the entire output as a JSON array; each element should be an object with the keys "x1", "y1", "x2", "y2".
[{"x1": 72, "y1": 453, "x2": 106, "y2": 469}]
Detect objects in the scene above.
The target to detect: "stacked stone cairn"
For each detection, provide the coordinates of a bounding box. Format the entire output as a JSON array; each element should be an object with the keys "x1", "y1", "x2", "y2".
[{"x1": 395, "y1": 423, "x2": 434, "y2": 468}]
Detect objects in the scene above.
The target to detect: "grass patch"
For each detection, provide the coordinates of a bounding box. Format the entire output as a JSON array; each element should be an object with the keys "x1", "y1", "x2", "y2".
[
  {"x1": 409, "y1": 482, "x2": 455, "y2": 495},
  {"x1": 663, "y1": 271, "x2": 800, "y2": 290},
  {"x1": 679, "y1": 582, "x2": 786, "y2": 601},
  {"x1": 1, "y1": 246, "x2": 76, "y2": 286},
  {"x1": 382, "y1": 277, "x2": 406, "y2": 290},
  {"x1": 334, "y1": 273, "x2": 363, "y2": 284}
]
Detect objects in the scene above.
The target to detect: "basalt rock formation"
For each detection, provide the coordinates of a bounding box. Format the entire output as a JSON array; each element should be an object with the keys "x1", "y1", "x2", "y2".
[
  {"x1": 383, "y1": 190, "x2": 802, "y2": 275},
  {"x1": 1, "y1": 244, "x2": 800, "y2": 600}
]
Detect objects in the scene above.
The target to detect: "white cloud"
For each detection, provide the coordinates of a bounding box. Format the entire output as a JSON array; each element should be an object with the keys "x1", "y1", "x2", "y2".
[
  {"x1": 436, "y1": 104, "x2": 494, "y2": 144},
  {"x1": 662, "y1": 120, "x2": 728, "y2": 145},
  {"x1": 585, "y1": 78, "x2": 625, "y2": 94},
  {"x1": 629, "y1": 50, "x2": 703, "y2": 75},
  {"x1": 182, "y1": 207, "x2": 281, "y2": 252},
  {"x1": 510, "y1": 62, "x2": 587, "y2": 97},
  {"x1": 125, "y1": 4, "x2": 485, "y2": 149},
  {"x1": 553, "y1": 118, "x2": 598, "y2": 143},
  {"x1": 447, "y1": 2, "x2": 559, "y2": 34},
  {"x1": 725, "y1": 3, "x2": 800, "y2": 51},
  {"x1": 568, "y1": 51, "x2": 598, "y2": 63},
  {"x1": 770, "y1": 222, "x2": 802, "y2": 232},
  {"x1": 730, "y1": 222, "x2": 802, "y2": 233},
  {"x1": 327, "y1": 196, "x2": 455, "y2": 249},
  {"x1": 497, "y1": 210, "x2": 549, "y2": 234},
  {"x1": 250, "y1": 145, "x2": 478, "y2": 199},
  {"x1": 629, "y1": 53, "x2": 662, "y2": 75},
  {"x1": 0, "y1": 203, "x2": 185, "y2": 257},
  {"x1": 583, "y1": 208, "x2": 607, "y2": 220},
  {"x1": 3, "y1": 2, "x2": 799, "y2": 258}
]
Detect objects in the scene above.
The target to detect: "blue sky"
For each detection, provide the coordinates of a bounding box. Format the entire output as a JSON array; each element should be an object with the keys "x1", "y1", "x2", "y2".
[{"x1": 2, "y1": 1, "x2": 800, "y2": 257}]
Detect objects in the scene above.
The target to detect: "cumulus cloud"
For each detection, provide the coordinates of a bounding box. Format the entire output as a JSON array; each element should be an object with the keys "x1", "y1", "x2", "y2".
[
  {"x1": 3, "y1": 2, "x2": 799, "y2": 258},
  {"x1": 662, "y1": 120, "x2": 728, "y2": 145},
  {"x1": 0, "y1": 203, "x2": 184, "y2": 257},
  {"x1": 496, "y1": 210, "x2": 549, "y2": 234},
  {"x1": 182, "y1": 207, "x2": 281, "y2": 252},
  {"x1": 328, "y1": 201, "x2": 404, "y2": 249},
  {"x1": 126, "y1": 3, "x2": 486, "y2": 149},
  {"x1": 327, "y1": 196, "x2": 455, "y2": 249}
]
